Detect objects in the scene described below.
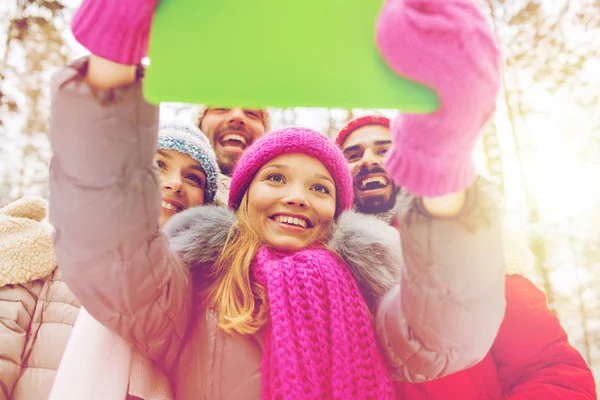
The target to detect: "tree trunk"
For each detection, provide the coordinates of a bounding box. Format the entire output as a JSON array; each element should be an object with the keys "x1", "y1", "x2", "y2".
[
  {"x1": 571, "y1": 234, "x2": 593, "y2": 367},
  {"x1": 482, "y1": 121, "x2": 505, "y2": 195},
  {"x1": 485, "y1": 0, "x2": 556, "y2": 309}
]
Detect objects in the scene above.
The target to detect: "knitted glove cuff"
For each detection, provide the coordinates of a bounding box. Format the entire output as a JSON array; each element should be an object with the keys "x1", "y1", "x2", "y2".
[
  {"x1": 385, "y1": 141, "x2": 477, "y2": 197},
  {"x1": 71, "y1": 0, "x2": 158, "y2": 65}
]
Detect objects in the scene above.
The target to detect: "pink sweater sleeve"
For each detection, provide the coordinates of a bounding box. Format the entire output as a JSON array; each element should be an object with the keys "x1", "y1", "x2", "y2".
[{"x1": 48, "y1": 58, "x2": 190, "y2": 370}]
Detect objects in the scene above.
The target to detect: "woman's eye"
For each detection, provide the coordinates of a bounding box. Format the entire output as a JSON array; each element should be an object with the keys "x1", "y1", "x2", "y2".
[
  {"x1": 312, "y1": 184, "x2": 330, "y2": 195},
  {"x1": 266, "y1": 173, "x2": 285, "y2": 183},
  {"x1": 185, "y1": 174, "x2": 203, "y2": 185},
  {"x1": 157, "y1": 160, "x2": 167, "y2": 170},
  {"x1": 378, "y1": 148, "x2": 389, "y2": 156},
  {"x1": 245, "y1": 110, "x2": 259, "y2": 118}
]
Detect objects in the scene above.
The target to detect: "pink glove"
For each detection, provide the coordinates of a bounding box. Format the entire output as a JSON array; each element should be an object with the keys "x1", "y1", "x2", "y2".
[
  {"x1": 376, "y1": 0, "x2": 502, "y2": 197},
  {"x1": 72, "y1": 0, "x2": 160, "y2": 66}
]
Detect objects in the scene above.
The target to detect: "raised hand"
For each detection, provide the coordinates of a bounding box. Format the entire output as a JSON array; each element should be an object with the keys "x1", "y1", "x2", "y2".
[
  {"x1": 376, "y1": 0, "x2": 502, "y2": 197},
  {"x1": 72, "y1": 0, "x2": 160, "y2": 66}
]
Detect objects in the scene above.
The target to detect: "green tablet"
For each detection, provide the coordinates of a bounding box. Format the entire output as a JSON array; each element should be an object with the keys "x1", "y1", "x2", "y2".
[{"x1": 144, "y1": 0, "x2": 439, "y2": 112}]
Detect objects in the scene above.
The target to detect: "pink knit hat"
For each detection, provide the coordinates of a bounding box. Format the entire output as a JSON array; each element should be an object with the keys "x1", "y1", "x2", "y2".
[
  {"x1": 229, "y1": 127, "x2": 353, "y2": 214},
  {"x1": 335, "y1": 115, "x2": 391, "y2": 147}
]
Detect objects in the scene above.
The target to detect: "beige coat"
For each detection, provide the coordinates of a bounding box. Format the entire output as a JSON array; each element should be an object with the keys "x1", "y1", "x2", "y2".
[
  {"x1": 213, "y1": 173, "x2": 232, "y2": 208},
  {"x1": 0, "y1": 197, "x2": 173, "y2": 400},
  {"x1": 0, "y1": 197, "x2": 80, "y2": 400}
]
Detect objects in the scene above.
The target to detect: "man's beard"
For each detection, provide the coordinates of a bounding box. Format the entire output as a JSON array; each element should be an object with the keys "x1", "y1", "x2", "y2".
[
  {"x1": 353, "y1": 166, "x2": 399, "y2": 215},
  {"x1": 214, "y1": 125, "x2": 251, "y2": 177},
  {"x1": 355, "y1": 187, "x2": 398, "y2": 215},
  {"x1": 218, "y1": 158, "x2": 237, "y2": 177}
]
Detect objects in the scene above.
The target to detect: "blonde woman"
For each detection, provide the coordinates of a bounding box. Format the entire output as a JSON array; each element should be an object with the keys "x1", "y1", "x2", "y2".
[{"x1": 49, "y1": 0, "x2": 507, "y2": 398}]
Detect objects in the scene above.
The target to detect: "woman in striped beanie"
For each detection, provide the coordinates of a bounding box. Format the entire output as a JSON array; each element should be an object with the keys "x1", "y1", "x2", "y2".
[
  {"x1": 156, "y1": 122, "x2": 220, "y2": 227},
  {"x1": 49, "y1": 122, "x2": 221, "y2": 400}
]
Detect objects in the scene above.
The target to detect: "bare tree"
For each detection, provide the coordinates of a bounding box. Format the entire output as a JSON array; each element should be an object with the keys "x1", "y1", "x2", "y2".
[{"x1": 0, "y1": 0, "x2": 71, "y2": 204}]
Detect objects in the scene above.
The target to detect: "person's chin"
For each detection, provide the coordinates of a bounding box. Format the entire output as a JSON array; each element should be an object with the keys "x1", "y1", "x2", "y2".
[
  {"x1": 356, "y1": 195, "x2": 394, "y2": 214},
  {"x1": 217, "y1": 156, "x2": 238, "y2": 176},
  {"x1": 159, "y1": 212, "x2": 169, "y2": 229},
  {"x1": 266, "y1": 237, "x2": 308, "y2": 252}
]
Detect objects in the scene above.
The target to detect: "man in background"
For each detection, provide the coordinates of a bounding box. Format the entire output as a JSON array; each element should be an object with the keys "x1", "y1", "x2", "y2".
[
  {"x1": 335, "y1": 115, "x2": 400, "y2": 225},
  {"x1": 194, "y1": 106, "x2": 271, "y2": 206}
]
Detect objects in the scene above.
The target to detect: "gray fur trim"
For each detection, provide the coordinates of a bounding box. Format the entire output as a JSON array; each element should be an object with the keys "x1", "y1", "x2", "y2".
[
  {"x1": 329, "y1": 211, "x2": 402, "y2": 306},
  {"x1": 164, "y1": 207, "x2": 402, "y2": 307},
  {"x1": 163, "y1": 205, "x2": 236, "y2": 269}
]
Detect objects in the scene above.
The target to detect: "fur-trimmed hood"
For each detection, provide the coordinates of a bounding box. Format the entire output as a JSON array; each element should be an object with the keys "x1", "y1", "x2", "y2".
[
  {"x1": 0, "y1": 196, "x2": 57, "y2": 286},
  {"x1": 163, "y1": 206, "x2": 403, "y2": 306}
]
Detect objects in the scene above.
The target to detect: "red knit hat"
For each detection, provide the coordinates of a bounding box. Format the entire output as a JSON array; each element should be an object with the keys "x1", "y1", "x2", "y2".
[{"x1": 335, "y1": 115, "x2": 391, "y2": 147}]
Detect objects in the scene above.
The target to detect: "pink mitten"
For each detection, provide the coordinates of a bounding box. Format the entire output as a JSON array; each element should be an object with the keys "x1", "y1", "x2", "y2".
[
  {"x1": 72, "y1": 0, "x2": 160, "y2": 65},
  {"x1": 376, "y1": 0, "x2": 501, "y2": 197}
]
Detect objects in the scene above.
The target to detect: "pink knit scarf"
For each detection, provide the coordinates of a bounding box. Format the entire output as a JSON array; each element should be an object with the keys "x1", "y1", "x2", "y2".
[{"x1": 252, "y1": 246, "x2": 395, "y2": 399}]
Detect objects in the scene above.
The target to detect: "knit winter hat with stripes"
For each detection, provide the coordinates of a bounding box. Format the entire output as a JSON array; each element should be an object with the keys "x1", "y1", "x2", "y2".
[{"x1": 158, "y1": 122, "x2": 220, "y2": 203}]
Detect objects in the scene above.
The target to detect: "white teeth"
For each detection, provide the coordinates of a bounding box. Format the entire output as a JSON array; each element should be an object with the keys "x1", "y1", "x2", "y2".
[
  {"x1": 162, "y1": 201, "x2": 181, "y2": 212},
  {"x1": 222, "y1": 134, "x2": 247, "y2": 145},
  {"x1": 360, "y1": 176, "x2": 388, "y2": 189},
  {"x1": 274, "y1": 215, "x2": 307, "y2": 228}
]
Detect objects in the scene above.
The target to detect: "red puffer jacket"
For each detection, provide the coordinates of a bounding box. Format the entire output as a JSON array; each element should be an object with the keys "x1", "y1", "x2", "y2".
[{"x1": 393, "y1": 274, "x2": 596, "y2": 399}]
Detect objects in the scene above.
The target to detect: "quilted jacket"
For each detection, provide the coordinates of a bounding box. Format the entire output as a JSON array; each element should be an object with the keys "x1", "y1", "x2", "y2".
[{"x1": 48, "y1": 57, "x2": 507, "y2": 399}]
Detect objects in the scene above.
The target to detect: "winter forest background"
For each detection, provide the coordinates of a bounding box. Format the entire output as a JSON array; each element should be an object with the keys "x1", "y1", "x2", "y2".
[{"x1": 1, "y1": 0, "x2": 600, "y2": 385}]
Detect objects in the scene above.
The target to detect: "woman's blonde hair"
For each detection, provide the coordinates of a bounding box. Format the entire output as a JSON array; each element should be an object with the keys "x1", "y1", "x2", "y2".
[
  {"x1": 203, "y1": 194, "x2": 268, "y2": 335},
  {"x1": 204, "y1": 189, "x2": 338, "y2": 335}
]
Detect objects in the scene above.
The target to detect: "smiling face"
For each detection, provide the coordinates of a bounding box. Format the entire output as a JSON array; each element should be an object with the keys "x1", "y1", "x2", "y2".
[
  {"x1": 200, "y1": 107, "x2": 266, "y2": 176},
  {"x1": 155, "y1": 149, "x2": 207, "y2": 227},
  {"x1": 246, "y1": 153, "x2": 336, "y2": 252},
  {"x1": 341, "y1": 125, "x2": 398, "y2": 214}
]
